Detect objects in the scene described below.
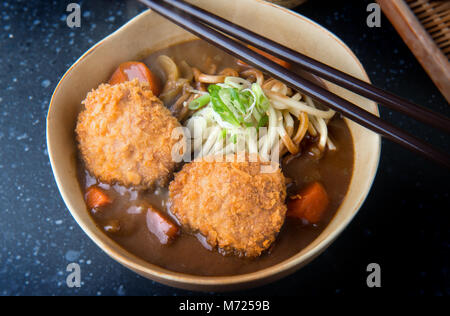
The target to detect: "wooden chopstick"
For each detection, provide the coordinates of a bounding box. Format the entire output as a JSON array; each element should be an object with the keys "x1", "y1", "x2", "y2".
[
  {"x1": 164, "y1": 0, "x2": 450, "y2": 134},
  {"x1": 137, "y1": 0, "x2": 450, "y2": 168}
]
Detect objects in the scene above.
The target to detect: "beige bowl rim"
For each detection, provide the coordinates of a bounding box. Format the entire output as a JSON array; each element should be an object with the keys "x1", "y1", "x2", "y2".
[{"x1": 47, "y1": 0, "x2": 381, "y2": 289}]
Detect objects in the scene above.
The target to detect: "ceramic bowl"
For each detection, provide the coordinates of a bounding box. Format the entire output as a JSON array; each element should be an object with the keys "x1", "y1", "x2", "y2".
[{"x1": 47, "y1": 0, "x2": 380, "y2": 291}]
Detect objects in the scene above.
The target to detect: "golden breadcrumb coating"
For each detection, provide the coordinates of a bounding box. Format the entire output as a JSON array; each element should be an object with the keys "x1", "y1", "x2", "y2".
[
  {"x1": 169, "y1": 154, "x2": 287, "y2": 257},
  {"x1": 76, "y1": 79, "x2": 182, "y2": 188}
]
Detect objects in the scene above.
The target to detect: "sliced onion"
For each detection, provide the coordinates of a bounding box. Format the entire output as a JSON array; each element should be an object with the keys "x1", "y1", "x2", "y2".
[{"x1": 157, "y1": 55, "x2": 179, "y2": 82}]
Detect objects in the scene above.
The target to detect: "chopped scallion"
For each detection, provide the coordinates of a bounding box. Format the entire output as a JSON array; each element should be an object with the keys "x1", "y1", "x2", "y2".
[{"x1": 188, "y1": 94, "x2": 211, "y2": 110}]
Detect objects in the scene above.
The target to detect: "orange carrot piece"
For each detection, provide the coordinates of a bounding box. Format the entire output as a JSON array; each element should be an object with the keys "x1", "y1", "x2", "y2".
[
  {"x1": 287, "y1": 182, "x2": 329, "y2": 224},
  {"x1": 85, "y1": 186, "x2": 112, "y2": 209},
  {"x1": 146, "y1": 206, "x2": 179, "y2": 245},
  {"x1": 238, "y1": 45, "x2": 291, "y2": 70},
  {"x1": 109, "y1": 61, "x2": 161, "y2": 96}
]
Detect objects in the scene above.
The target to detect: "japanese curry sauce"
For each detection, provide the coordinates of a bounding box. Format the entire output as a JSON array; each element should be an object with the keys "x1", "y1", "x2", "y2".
[{"x1": 77, "y1": 41, "x2": 354, "y2": 276}]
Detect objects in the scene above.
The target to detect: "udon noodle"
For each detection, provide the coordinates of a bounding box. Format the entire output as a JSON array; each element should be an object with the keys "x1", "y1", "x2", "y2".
[{"x1": 156, "y1": 55, "x2": 337, "y2": 161}]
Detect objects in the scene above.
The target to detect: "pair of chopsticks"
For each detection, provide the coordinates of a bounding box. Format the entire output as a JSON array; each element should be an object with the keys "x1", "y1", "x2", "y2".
[{"x1": 138, "y1": 0, "x2": 450, "y2": 168}]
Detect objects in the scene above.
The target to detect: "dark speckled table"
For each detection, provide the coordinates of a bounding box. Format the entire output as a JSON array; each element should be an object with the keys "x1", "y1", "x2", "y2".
[{"x1": 0, "y1": 0, "x2": 448, "y2": 296}]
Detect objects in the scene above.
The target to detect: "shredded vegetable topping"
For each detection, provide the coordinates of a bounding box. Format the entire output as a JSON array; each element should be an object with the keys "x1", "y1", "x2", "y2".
[
  {"x1": 189, "y1": 78, "x2": 270, "y2": 131},
  {"x1": 153, "y1": 53, "x2": 337, "y2": 161},
  {"x1": 184, "y1": 74, "x2": 336, "y2": 161}
]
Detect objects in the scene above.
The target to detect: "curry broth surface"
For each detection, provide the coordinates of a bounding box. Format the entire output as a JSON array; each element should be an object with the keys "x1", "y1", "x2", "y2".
[{"x1": 77, "y1": 40, "x2": 354, "y2": 276}]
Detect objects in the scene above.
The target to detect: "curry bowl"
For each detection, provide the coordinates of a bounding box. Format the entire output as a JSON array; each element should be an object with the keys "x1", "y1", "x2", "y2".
[{"x1": 47, "y1": 0, "x2": 380, "y2": 291}]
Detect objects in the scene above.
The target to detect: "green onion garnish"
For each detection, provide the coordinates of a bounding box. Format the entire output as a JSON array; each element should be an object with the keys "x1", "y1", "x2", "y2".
[
  {"x1": 257, "y1": 114, "x2": 269, "y2": 129},
  {"x1": 251, "y1": 83, "x2": 269, "y2": 113},
  {"x1": 190, "y1": 80, "x2": 271, "y2": 130},
  {"x1": 221, "y1": 128, "x2": 227, "y2": 139},
  {"x1": 188, "y1": 94, "x2": 211, "y2": 110},
  {"x1": 209, "y1": 85, "x2": 241, "y2": 127}
]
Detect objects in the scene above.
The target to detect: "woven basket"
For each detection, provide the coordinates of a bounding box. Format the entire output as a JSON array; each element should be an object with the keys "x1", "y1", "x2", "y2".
[{"x1": 378, "y1": 0, "x2": 450, "y2": 102}]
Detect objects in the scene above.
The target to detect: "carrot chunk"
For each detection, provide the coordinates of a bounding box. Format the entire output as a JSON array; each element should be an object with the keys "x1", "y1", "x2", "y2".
[
  {"x1": 146, "y1": 206, "x2": 179, "y2": 245},
  {"x1": 85, "y1": 186, "x2": 112, "y2": 209},
  {"x1": 109, "y1": 61, "x2": 161, "y2": 96},
  {"x1": 287, "y1": 181, "x2": 329, "y2": 224},
  {"x1": 238, "y1": 45, "x2": 291, "y2": 69}
]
